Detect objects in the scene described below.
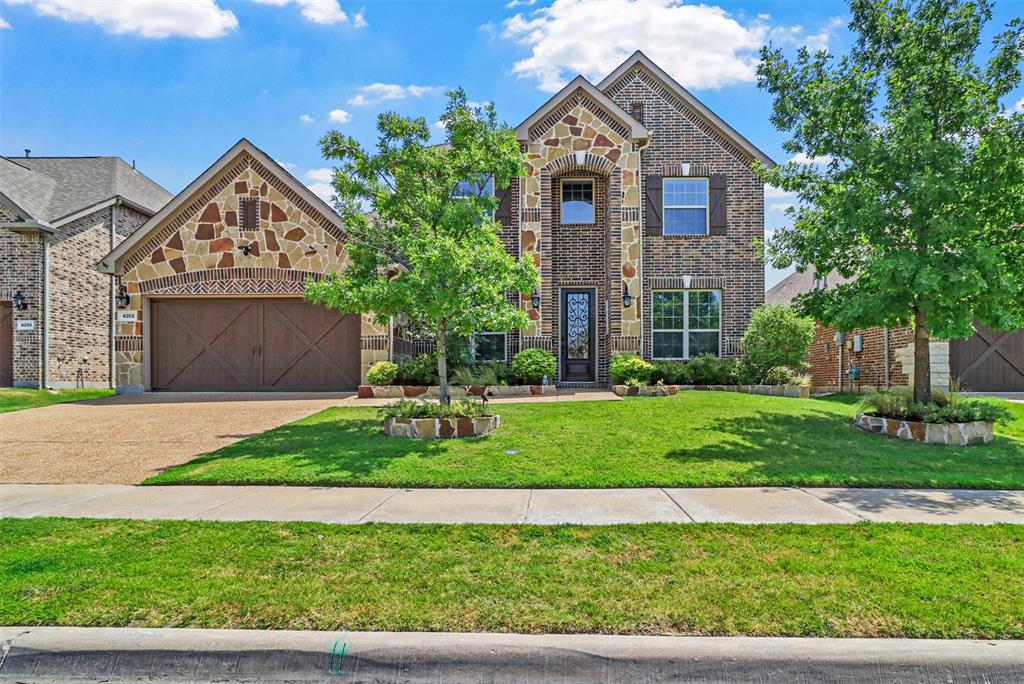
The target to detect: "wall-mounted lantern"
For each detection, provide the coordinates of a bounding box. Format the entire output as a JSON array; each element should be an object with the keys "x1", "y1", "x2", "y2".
[
  {"x1": 622, "y1": 285, "x2": 634, "y2": 308},
  {"x1": 115, "y1": 285, "x2": 131, "y2": 309},
  {"x1": 530, "y1": 290, "x2": 541, "y2": 309},
  {"x1": 12, "y1": 291, "x2": 28, "y2": 310},
  {"x1": 239, "y1": 242, "x2": 256, "y2": 256}
]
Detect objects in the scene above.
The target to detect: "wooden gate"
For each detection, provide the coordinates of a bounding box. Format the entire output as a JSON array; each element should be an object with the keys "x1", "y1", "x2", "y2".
[{"x1": 950, "y1": 324, "x2": 1024, "y2": 392}]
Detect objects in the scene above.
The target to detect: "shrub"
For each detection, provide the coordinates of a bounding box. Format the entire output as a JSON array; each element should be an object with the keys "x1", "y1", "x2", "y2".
[
  {"x1": 450, "y1": 362, "x2": 512, "y2": 387},
  {"x1": 740, "y1": 304, "x2": 815, "y2": 382},
  {"x1": 609, "y1": 353, "x2": 653, "y2": 384},
  {"x1": 650, "y1": 360, "x2": 689, "y2": 385},
  {"x1": 861, "y1": 389, "x2": 1011, "y2": 424},
  {"x1": 366, "y1": 361, "x2": 399, "y2": 386},
  {"x1": 511, "y1": 348, "x2": 557, "y2": 384},
  {"x1": 761, "y1": 365, "x2": 795, "y2": 385},
  {"x1": 395, "y1": 354, "x2": 440, "y2": 386},
  {"x1": 379, "y1": 398, "x2": 489, "y2": 420},
  {"x1": 685, "y1": 354, "x2": 742, "y2": 385}
]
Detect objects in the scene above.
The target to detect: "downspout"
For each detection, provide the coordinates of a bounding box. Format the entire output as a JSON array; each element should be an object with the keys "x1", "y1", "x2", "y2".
[
  {"x1": 883, "y1": 326, "x2": 891, "y2": 389},
  {"x1": 110, "y1": 202, "x2": 118, "y2": 388},
  {"x1": 636, "y1": 137, "x2": 650, "y2": 357},
  {"x1": 41, "y1": 234, "x2": 51, "y2": 389},
  {"x1": 837, "y1": 333, "x2": 843, "y2": 393}
]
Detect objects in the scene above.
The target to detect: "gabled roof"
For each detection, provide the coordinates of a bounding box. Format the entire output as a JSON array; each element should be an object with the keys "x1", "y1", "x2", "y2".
[
  {"x1": 766, "y1": 269, "x2": 848, "y2": 306},
  {"x1": 597, "y1": 50, "x2": 776, "y2": 168},
  {"x1": 99, "y1": 138, "x2": 344, "y2": 275},
  {"x1": 515, "y1": 75, "x2": 649, "y2": 143},
  {"x1": 0, "y1": 155, "x2": 171, "y2": 224}
]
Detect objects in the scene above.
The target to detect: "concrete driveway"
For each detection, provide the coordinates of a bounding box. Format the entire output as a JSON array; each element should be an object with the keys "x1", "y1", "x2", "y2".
[{"x1": 0, "y1": 393, "x2": 351, "y2": 485}]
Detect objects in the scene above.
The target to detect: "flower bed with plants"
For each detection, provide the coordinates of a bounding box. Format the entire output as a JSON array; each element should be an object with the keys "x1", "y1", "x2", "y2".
[
  {"x1": 855, "y1": 388, "x2": 1009, "y2": 446},
  {"x1": 360, "y1": 348, "x2": 558, "y2": 398},
  {"x1": 608, "y1": 354, "x2": 812, "y2": 399},
  {"x1": 380, "y1": 399, "x2": 499, "y2": 439},
  {"x1": 609, "y1": 304, "x2": 815, "y2": 399}
]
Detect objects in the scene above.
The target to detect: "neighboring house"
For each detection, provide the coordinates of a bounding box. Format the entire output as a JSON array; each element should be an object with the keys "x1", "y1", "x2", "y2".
[
  {"x1": 766, "y1": 270, "x2": 1024, "y2": 392},
  {"x1": 99, "y1": 50, "x2": 772, "y2": 392},
  {"x1": 0, "y1": 155, "x2": 171, "y2": 389}
]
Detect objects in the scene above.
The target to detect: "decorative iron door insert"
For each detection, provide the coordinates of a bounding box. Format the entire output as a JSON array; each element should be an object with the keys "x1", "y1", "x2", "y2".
[{"x1": 561, "y1": 288, "x2": 596, "y2": 382}]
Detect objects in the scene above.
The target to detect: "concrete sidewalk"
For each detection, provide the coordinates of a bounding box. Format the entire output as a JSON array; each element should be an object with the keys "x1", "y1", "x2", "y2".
[
  {"x1": 2, "y1": 626, "x2": 1023, "y2": 683},
  {"x1": 4, "y1": 484, "x2": 1024, "y2": 524}
]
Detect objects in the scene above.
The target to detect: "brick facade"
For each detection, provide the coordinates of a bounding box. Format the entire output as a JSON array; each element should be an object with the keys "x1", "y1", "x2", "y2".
[{"x1": 1, "y1": 202, "x2": 150, "y2": 388}]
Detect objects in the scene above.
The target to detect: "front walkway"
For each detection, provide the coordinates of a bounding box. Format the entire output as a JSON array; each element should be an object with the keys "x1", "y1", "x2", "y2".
[{"x1": 4, "y1": 484, "x2": 1024, "y2": 524}]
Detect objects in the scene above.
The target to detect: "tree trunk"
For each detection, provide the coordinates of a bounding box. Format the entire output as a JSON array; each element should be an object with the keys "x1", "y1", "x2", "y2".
[
  {"x1": 436, "y1": 333, "x2": 450, "y2": 405},
  {"x1": 913, "y1": 306, "x2": 932, "y2": 405}
]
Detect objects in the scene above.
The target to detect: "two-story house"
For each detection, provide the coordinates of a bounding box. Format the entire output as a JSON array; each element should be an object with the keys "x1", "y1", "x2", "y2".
[{"x1": 98, "y1": 51, "x2": 772, "y2": 392}]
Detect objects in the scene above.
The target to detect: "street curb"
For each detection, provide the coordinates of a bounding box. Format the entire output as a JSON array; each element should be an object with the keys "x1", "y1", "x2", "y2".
[{"x1": 2, "y1": 627, "x2": 1024, "y2": 683}]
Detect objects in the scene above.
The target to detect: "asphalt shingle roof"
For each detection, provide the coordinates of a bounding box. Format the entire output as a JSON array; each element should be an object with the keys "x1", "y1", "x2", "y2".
[
  {"x1": 766, "y1": 269, "x2": 850, "y2": 306},
  {"x1": 0, "y1": 156, "x2": 171, "y2": 223}
]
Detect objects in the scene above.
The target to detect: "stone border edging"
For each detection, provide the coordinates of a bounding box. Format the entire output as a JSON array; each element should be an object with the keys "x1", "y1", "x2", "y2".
[
  {"x1": 611, "y1": 383, "x2": 810, "y2": 399},
  {"x1": 359, "y1": 385, "x2": 556, "y2": 399},
  {"x1": 383, "y1": 415, "x2": 500, "y2": 439},
  {"x1": 854, "y1": 412, "x2": 993, "y2": 446}
]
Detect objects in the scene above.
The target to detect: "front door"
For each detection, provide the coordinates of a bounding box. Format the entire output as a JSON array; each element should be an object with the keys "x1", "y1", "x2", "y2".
[{"x1": 561, "y1": 288, "x2": 596, "y2": 382}]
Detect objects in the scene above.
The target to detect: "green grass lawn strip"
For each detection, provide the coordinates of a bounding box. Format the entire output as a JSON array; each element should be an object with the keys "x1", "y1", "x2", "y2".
[
  {"x1": 3, "y1": 518, "x2": 1023, "y2": 638},
  {"x1": 146, "y1": 393, "x2": 1024, "y2": 489},
  {"x1": 0, "y1": 388, "x2": 114, "y2": 414}
]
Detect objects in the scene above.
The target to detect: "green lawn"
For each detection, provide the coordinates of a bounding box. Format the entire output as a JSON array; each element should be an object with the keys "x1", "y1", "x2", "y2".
[
  {"x1": 0, "y1": 387, "x2": 113, "y2": 414},
  {"x1": 2, "y1": 518, "x2": 1022, "y2": 638},
  {"x1": 146, "y1": 393, "x2": 1024, "y2": 489}
]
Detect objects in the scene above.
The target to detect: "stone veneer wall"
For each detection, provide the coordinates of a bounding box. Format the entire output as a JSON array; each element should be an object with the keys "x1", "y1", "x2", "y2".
[
  {"x1": 115, "y1": 152, "x2": 387, "y2": 389},
  {"x1": 0, "y1": 202, "x2": 45, "y2": 387},
  {"x1": 519, "y1": 92, "x2": 641, "y2": 383},
  {"x1": 605, "y1": 66, "x2": 766, "y2": 359}
]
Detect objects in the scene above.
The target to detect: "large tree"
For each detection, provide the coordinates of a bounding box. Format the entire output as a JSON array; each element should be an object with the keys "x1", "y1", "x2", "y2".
[
  {"x1": 306, "y1": 90, "x2": 539, "y2": 404},
  {"x1": 758, "y1": 0, "x2": 1024, "y2": 403}
]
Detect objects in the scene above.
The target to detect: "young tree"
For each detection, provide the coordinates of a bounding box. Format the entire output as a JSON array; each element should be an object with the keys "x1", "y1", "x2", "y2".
[
  {"x1": 306, "y1": 90, "x2": 540, "y2": 404},
  {"x1": 758, "y1": 0, "x2": 1024, "y2": 403}
]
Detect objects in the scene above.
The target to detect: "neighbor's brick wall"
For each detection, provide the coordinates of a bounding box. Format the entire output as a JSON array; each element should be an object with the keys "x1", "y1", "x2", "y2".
[
  {"x1": 606, "y1": 67, "x2": 765, "y2": 359},
  {"x1": 0, "y1": 202, "x2": 45, "y2": 387}
]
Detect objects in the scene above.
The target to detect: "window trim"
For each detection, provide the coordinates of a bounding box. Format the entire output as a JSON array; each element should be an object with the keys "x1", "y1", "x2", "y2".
[
  {"x1": 651, "y1": 289, "x2": 722, "y2": 360},
  {"x1": 471, "y1": 332, "x2": 507, "y2": 363},
  {"x1": 560, "y1": 178, "x2": 595, "y2": 225},
  {"x1": 662, "y1": 177, "x2": 709, "y2": 236}
]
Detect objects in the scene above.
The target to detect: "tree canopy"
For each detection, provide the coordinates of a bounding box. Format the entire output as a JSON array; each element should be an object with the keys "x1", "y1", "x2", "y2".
[
  {"x1": 306, "y1": 90, "x2": 539, "y2": 402},
  {"x1": 758, "y1": 0, "x2": 1024, "y2": 401}
]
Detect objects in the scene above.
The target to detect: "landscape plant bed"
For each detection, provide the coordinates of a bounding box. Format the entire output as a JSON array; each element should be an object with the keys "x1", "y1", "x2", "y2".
[
  {"x1": 612, "y1": 383, "x2": 810, "y2": 399},
  {"x1": 383, "y1": 415, "x2": 500, "y2": 439},
  {"x1": 358, "y1": 384, "x2": 556, "y2": 399},
  {"x1": 145, "y1": 393, "x2": 1024, "y2": 489},
  {"x1": 4, "y1": 518, "x2": 1024, "y2": 638},
  {"x1": 855, "y1": 412, "x2": 993, "y2": 446}
]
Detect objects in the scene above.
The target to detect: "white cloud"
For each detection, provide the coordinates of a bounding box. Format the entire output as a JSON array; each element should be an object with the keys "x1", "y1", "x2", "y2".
[
  {"x1": 500, "y1": 0, "x2": 835, "y2": 93},
  {"x1": 305, "y1": 167, "x2": 334, "y2": 183},
  {"x1": 299, "y1": 114, "x2": 315, "y2": 124},
  {"x1": 347, "y1": 82, "x2": 441, "y2": 106},
  {"x1": 0, "y1": 16, "x2": 10, "y2": 29},
  {"x1": 769, "y1": 202, "x2": 795, "y2": 212},
  {"x1": 505, "y1": 0, "x2": 536, "y2": 7},
  {"x1": 5, "y1": 0, "x2": 237, "y2": 38},
  {"x1": 764, "y1": 185, "x2": 793, "y2": 199},
  {"x1": 434, "y1": 119, "x2": 447, "y2": 130},
  {"x1": 789, "y1": 152, "x2": 833, "y2": 165},
  {"x1": 328, "y1": 108, "x2": 351, "y2": 123},
  {"x1": 803, "y1": 16, "x2": 844, "y2": 52},
  {"x1": 1012, "y1": 97, "x2": 1024, "y2": 114},
  {"x1": 276, "y1": 160, "x2": 298, "y2": 170},
  {"x1": 251, "y1": 0, "x2": 357, "y2": 25},
  {"x1": 352, "y1": 7, "x2": 367, "y2": 28}
]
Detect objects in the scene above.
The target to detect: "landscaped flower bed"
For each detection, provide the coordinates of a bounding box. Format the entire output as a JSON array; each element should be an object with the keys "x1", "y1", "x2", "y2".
[
  {"x1": 380, "y1": 399, "x2": 499, "y2": 439},
  {"x1": 854, "y1": 412, "x2": 992, "y2": 446},
  {"x1": 359, "y1": 384, "x2": 555, "y2": 399},
  {"x1": 612, "y1": 383, "x2": 810, "y2": 399},
  {"x1": 854, "y1": 389, "x2": 1010, "y2": 446}
]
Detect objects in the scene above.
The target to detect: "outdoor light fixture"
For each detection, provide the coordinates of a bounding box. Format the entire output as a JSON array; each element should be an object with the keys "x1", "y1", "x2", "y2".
[
  {"x1": 12, "y1": 291, "x2": 27, "y2": 310},
  {"x1": 622, "y1": 285, "x2": 633, "y2": 308},
  {"x1": 239, "y1": 242, "x2": 256, "y2": 256},
  {"x1": 115, "y1": 286, "x2": 131, "y2": 309},
  {"x1": 530, "y1": 290, "x2": 541, "y2": 309}
]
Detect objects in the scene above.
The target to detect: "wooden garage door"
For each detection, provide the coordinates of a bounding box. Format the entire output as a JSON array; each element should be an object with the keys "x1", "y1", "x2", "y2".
[
  {"x1": 0, "y1": 304, "x2": 12, "y2": 387},
  {"x1": 950, "y1": 324, "x2": 1024, "y2": 392},
  {"x1": 150, "y1": 299, "x2": 360, "y2": 391}
]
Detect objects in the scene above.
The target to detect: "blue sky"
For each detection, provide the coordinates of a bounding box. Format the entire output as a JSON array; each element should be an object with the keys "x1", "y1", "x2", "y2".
[{"x1": 2, "y1": 0, "x2": 1023, "y2": 288}]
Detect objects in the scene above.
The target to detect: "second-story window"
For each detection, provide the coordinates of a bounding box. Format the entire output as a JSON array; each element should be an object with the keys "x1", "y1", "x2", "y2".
[
  {"x1": 561, "y1": 179, "x2": 593, "y2": 224},
  {"x1": 663, "y1": 178, "x2": 708, "y2": 235}
]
